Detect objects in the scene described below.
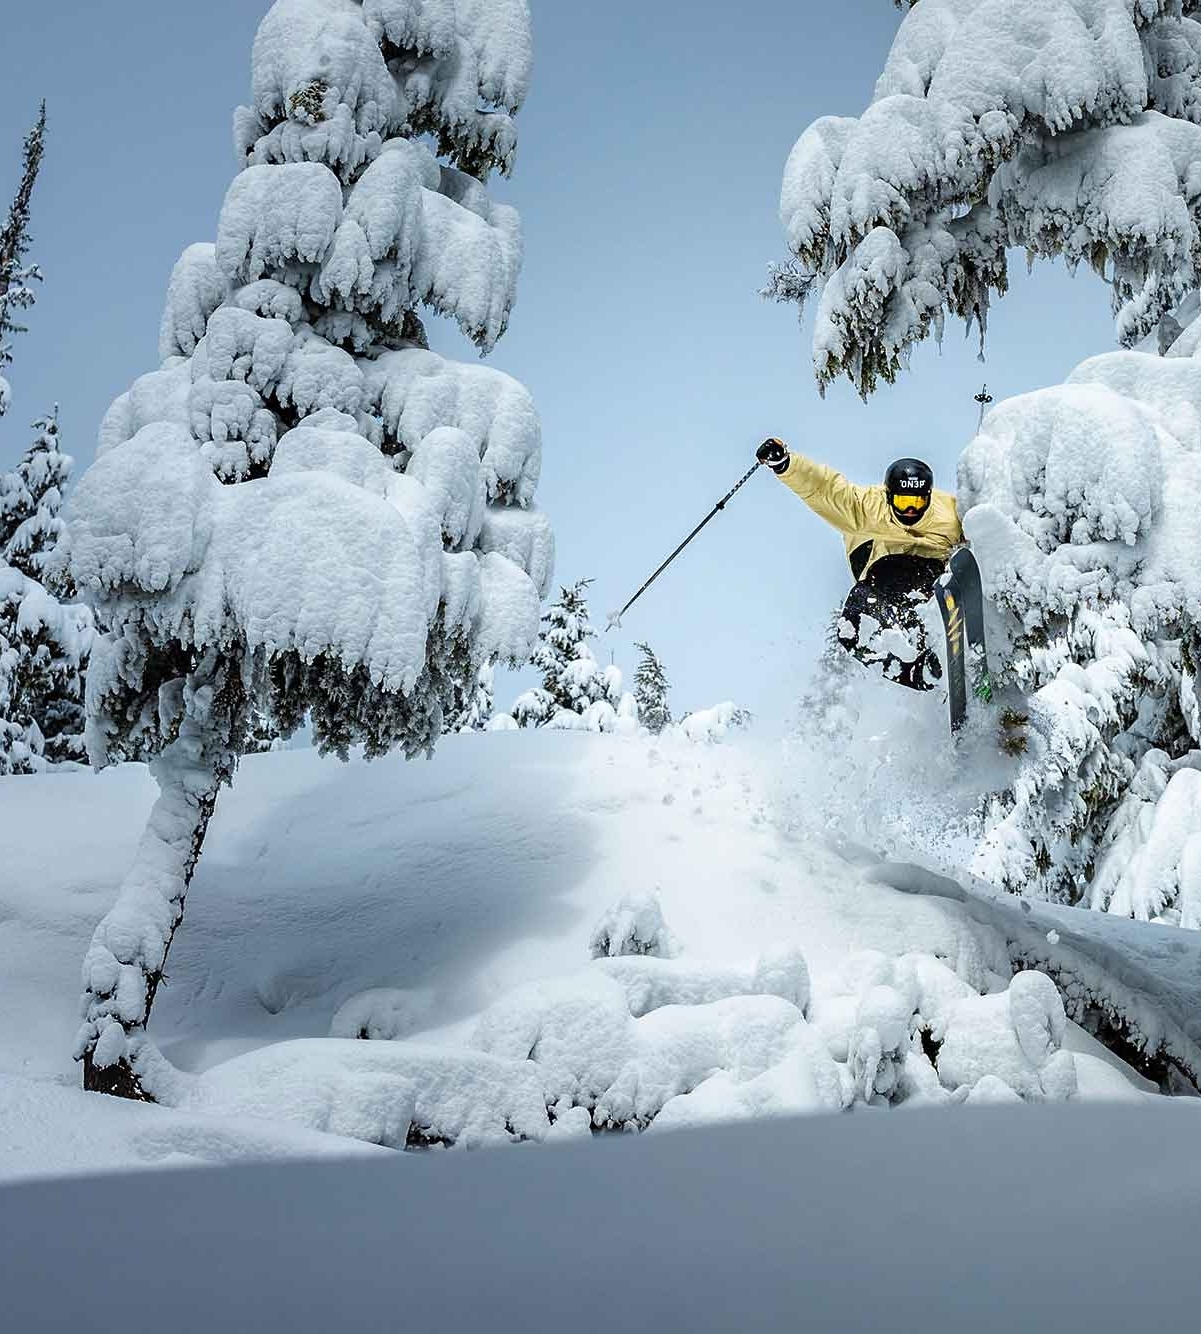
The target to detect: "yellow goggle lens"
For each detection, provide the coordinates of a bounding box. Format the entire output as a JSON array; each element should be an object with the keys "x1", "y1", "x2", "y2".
[{"x1": 890, "y1": 492, "x2": 929, "y2": 513}]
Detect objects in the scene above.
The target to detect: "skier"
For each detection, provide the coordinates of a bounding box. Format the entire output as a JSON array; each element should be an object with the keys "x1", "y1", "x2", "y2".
[{"x1": 755, "y1": 438, "x2": 963, "y2": 690}]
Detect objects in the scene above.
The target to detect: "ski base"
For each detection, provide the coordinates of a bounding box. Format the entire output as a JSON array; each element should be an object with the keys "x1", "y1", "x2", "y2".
[{"x1": 935, "y1": 547, "x2": 990, "y2": 734}]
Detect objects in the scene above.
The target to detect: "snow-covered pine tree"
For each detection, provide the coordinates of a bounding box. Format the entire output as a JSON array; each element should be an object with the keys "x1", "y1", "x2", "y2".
[
  {"x1": 59, "y1": 0, "x2": 553, "y2": 1099},
  {"x1": 0, "y1": 111, "x2": 91, "y2": 773},
  {"x1": 775, "y1": 0, "x2": 1201, "y2": 398},
  {"x1": 0, "y1": 104, "x2": 45, "y2": 420},
  {"x1": 525, "y1": 579, "x2": 620, "y2": 723},
  {"x1": 0, "y1": 562, "x2": 91, "y2": 771},
  {"x1": 452, "y1": 660, "x2": 495, "y2": 731},
  {"x1": 633, "y1": 641, "x2": 671, "y2": 734},
  {"x1": 780, "y1": 0, "x2": 1201, "y2": 928},
  {"x1": 0, "y1": 414, "x2": 92, "y2": 767},
  {"x1": 2, "y1": 408, "x2": 71, "y2": 583},
  {"x1": 960, "y1": 351, "x2": 1201, "y2": 926}
]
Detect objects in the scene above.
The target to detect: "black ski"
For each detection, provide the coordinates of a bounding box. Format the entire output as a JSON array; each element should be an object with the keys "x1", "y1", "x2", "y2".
[{"x1": 935, "y1": 547, "x2": 990, "y2": 733}]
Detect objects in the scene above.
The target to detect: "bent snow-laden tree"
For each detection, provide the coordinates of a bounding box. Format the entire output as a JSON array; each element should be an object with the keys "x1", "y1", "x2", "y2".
[
  {"x1": 59, "y1": 0, "x2": 553, "y2": 1099},
  {"x1": 781, "y1": 0, "x2": 1201, "y2": 927},
  {"x1": 776, "y1": 0, "x2": 1201, "y2": 398}
]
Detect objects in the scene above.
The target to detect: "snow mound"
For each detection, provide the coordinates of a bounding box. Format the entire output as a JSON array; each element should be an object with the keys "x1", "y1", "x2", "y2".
[
  {"x1": 177, "y1": 1039, "x2": 551, "y2": 1149},
  {"x1": 329, "y1": 988, "x2": 433, "y2": 1042},
  {"x1": 938, "y1": 970, "x2": 1078, "y2": 1102},
  {"x1": 588, "y1": 892, "x2": 678, "y2": 960}
]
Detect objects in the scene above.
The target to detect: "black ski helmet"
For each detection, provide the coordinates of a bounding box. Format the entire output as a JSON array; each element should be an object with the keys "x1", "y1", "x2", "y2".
[{"x1": 884, "y1": 457, "x2": 934, "y2": 526}]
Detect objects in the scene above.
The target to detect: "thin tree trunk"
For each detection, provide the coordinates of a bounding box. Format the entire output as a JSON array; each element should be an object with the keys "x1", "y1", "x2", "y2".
[{"x1": 78, "y1": 730, "x2": 232, "y2": 1100}]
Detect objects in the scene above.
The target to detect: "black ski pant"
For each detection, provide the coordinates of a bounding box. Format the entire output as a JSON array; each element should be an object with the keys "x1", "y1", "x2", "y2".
[{"x1": 838, "y1": 552, "x2": 945, "y2": 692}]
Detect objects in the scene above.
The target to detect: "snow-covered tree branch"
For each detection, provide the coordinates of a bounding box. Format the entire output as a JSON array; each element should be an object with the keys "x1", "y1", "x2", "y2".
[
  {"x1": 60, "y1": 0, "x2": 553, "y2": 1099},
  {"x1": 779, "y1": 0, "x2": 1201, "y2": 397}
]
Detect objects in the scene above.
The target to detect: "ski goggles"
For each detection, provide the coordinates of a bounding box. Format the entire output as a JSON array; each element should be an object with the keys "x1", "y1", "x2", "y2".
[{"x1": 890, "y1": 492, "x2": 930, "y2": 514}]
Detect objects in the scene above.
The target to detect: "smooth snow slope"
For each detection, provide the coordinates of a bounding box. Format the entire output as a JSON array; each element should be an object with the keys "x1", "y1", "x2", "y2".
[
  {"x1": 4, "y1": 1104, "x2": 1200, "y2": 1334},
  {"x1": 0, "y1": 729, "x2": 1176, "y2": 1179}
]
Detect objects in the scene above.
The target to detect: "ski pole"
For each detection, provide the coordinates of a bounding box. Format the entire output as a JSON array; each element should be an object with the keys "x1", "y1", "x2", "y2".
[{"x1": 606, "y1": 460, "x2": 763, "y2": 630}]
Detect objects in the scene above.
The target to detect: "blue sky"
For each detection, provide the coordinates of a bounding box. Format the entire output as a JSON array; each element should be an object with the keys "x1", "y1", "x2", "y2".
[{"x1": 0, "y1": 0, "x2": 1117, "y2": 720}]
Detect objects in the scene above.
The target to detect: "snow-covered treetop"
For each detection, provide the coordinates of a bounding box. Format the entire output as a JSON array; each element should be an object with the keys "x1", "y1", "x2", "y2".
[
  {"x1": 1, "y1": 408, "x2": 71, "y2": 584},
  {"x1": 0, "y1": 105, "x2": 46, "y2": 418},
  {"x1": 243, "y1": 0, "x2": 532, "y2": 183},
  {"x1": 62, "y1": 0, "x2": 549, "y2": 771},
  {"x1": 778, "y1": 0, "x2": 1201, "y2": 396}
]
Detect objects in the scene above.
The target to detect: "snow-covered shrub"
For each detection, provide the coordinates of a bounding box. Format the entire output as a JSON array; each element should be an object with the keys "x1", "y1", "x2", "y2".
[
  {"x1": 937, "y1": 970, "x2": 1078, "y2": 1102},
  {"x1": 470, "y1": 963, "x2": 835, "y2": 1132},
  {"x1": 511, "y1": 687, "x2": 555, "y2": 728},
  {"x1": 487, "y1": 711, "x2": 518, "y2": 732},
  {"x1": 589, "y1": 892, "x2": 678, "y2": 960},
  {"x1": 633, "y1": 641, "x2": 672, "y2": 734},
  {"x1": 677, "y1": 701, "x2": 752, "y2": 743},
  {"x1": 181, "y1": 1039, "x2": 552, "y2": 1149},
  {"x1": 807, "y1": 950, "x2": 1079, "y2": 1107},
  {"x1": 594, "y1": 945, "x2": 811, "y2": 1016},
  {"x1": 775, "y1": 0, "x2": 1201, "y2": 396},
  {"x1": 329, "y1": 988, "x2": 432, "y2": 1042},
  {"x1": 615, "y1": 691, "x2": 640, "y2": 736},
  {"x1": 59, "y1": 0, "x2": 550, "y2": 1099},
  {"x1": 1089, "y1": 756, "x2": 1201, "y2": 929}
]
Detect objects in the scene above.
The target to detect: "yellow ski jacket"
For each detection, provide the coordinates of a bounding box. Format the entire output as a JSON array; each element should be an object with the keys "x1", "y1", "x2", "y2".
[{"x1": 776, "y1": 453, "x2": 962, "y2": 578}]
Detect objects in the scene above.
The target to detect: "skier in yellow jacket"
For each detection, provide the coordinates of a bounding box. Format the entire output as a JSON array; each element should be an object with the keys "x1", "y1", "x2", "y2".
[{"x1": 755, "y1": 438, "x2": 963, "y2": 691}]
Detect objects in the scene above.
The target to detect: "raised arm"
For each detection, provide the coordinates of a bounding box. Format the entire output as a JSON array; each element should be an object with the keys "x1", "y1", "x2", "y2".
[{"x1": 757, "y1": 439, "x2": 871, "y2": 536}]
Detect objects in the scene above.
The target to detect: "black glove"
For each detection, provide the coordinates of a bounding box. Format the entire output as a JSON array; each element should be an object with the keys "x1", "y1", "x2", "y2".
[{"x1": 756, "y1": 438, "x2": 790, "y2": 474}]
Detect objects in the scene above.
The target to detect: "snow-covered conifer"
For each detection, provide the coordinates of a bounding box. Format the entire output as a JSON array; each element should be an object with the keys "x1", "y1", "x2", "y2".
[
  {"x1": 0, "y1": 105, "x2": 45, "y2": 419},
  {"x1": 776, "y1": 1, "x2": 1201, "y2": 396},
  {"x1": 960, "y1": 347, "x2": 1201, "y2": 925},
  {"x1": 633, "y1": 641, "x2": 671, "y2": 734},
  {"x1": 523, "y1": 579, "x2": 619, "y2": 724},
  {"x1": 2, "y1": 408, "x2": 71, "y2": 584},
  {"x1": 452, "y1": 660, "x2": 495, "y2": 731},
  {"x1": 512, "y1": 686, "x2": 556, "y2": 728},
  {"x1": 0, "y1": 561, "x2": 91, "y2": 772},
  {"x1": 59, "y1": 0, "x2": 551, "y2": 1098},
  {"x1": 0, "y1": 117, "x2": 92, "y2": 771}
]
